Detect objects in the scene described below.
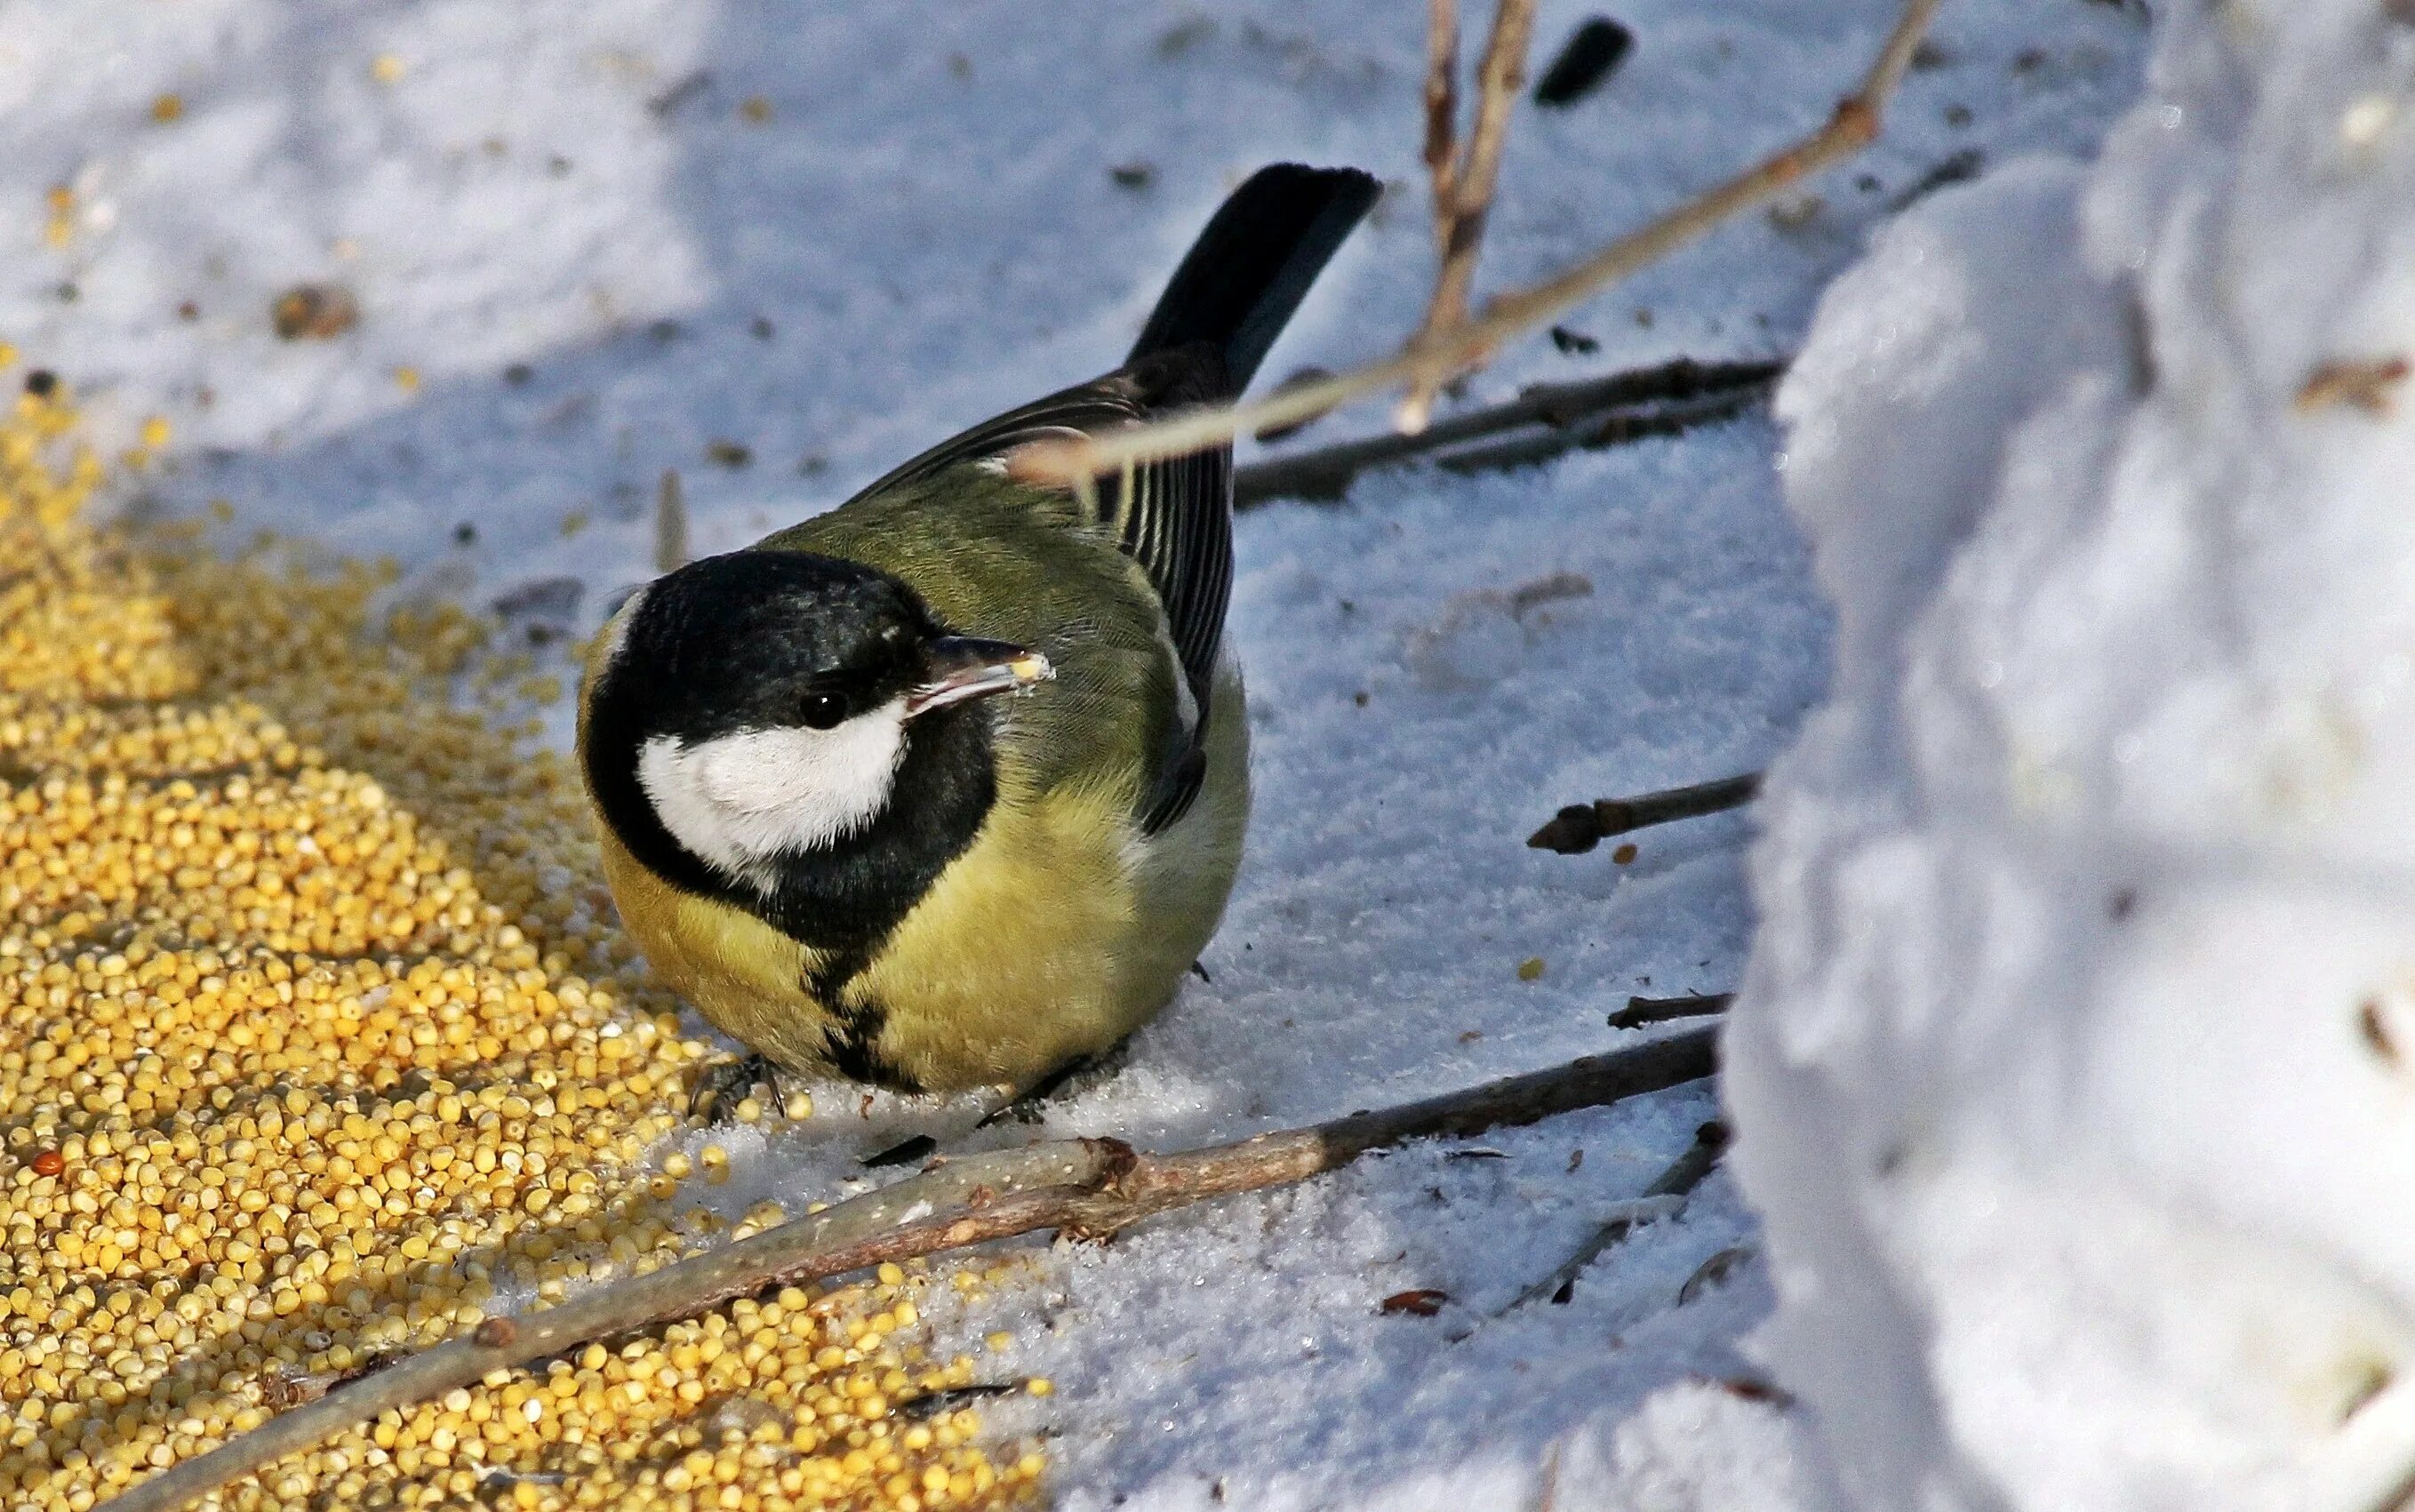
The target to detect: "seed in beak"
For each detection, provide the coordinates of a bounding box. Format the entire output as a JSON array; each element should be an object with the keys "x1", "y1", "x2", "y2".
[{"x1": 905, "y1": 637, "x2": 1053, "y2": 716}]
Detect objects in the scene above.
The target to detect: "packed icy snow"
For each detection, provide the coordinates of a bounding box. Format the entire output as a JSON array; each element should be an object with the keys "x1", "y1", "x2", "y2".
[
  {"x1": 1731, "y1": 4, "x2": 2415, "y2": 1508},
  {"x1": 0, "y1": 0, "x2": 2174, "y2": 1506}
]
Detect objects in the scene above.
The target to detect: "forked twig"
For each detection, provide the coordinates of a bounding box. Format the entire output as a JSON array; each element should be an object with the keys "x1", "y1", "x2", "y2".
[
  {"x1": 1011, "y1": 0, "x2": 1939, "y2": 487},
  {"x1": 1423, "y1": 0, "x2": 1461, "y2": 211},
  {"x1": 1404, "y1": 0, "x2": 1540, "y2": 431},
  {"x1": 101, "y1": 1028, "x2": 1717, "y2": 1512}
]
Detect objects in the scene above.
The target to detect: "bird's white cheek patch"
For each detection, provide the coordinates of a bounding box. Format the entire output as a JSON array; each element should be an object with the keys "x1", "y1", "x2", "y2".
[{"x1": 636, "y1": 698, "x2": 909, "y2": 886}]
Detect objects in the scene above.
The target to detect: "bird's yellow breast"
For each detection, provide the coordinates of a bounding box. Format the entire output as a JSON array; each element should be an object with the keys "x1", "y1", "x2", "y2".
[
  {"x1": 851, "y1": 782, "x2": 1149, "y2": 1089},
  {"x1": 597, "y1": 686, "x2": 1245, "y2": 1093}
]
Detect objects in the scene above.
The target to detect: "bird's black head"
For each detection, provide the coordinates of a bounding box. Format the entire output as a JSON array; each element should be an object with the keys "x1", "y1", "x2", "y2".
[{"x1": 581, "y1": 549, "x2": 1049, "y2": 956}]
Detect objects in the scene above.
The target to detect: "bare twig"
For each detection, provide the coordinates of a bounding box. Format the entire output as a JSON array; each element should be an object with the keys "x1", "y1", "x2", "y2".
[
  {"x1": 896, "y1": 1381, "x2": 1025, "y2": 1421},
  {"x1": 1423, "y1": 0, "x2": 1461, "y2": 213},
  {"x1": 2295, "y1": 356, "x2": 2410, "y2": 417},
  {"x1": 1234, "y1": 356, "x2": 1781, "y2": 507},
  {"x1": 1012, "y1": 0, "x2": 1938, "y2": 487},
  {"x1": 653, "y1": 468, "x2": 688, "y2": 573},
  {"x1": 1888, "y1": 145, "x2": 1985, "y2": 211},
  {"x1": 1528, "y1": 772, "x2": 1763, "y2": 854},
  {"x1": 1403, "y1": 0, "x2": 1540, "y2": 431},
  {"x1": 1504, "y1": 1118, "x2": 1729, "y2": 1312},
  {"x1": 1421, "y1": 387, "x2": 1763, "y2": 476},
  {"x1": 1609, "y1": 992, "x2": 1733, "y2": 1030},
  {"x1": 102, "y1": 1028, "x2": 1717, "y2": 1512}
]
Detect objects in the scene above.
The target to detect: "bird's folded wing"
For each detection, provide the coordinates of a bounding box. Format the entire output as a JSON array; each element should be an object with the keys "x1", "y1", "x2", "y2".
[{"x1": 841, "y1": 367, "x2": 1233, "y2": 833}]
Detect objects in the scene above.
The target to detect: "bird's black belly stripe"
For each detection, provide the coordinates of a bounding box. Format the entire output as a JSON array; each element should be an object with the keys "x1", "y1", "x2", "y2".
[
  {"x1": 823, "y1": 1012, "x2": 913, "y2": 1091},
  {"x1": 804, "y1": 956, "x2": 920, "y2": 1093}
]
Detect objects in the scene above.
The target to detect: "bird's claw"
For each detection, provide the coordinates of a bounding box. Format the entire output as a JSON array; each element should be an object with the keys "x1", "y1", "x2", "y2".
[{"x1": 690, "y1": 1052, "x2": 777, "y2": 1124}]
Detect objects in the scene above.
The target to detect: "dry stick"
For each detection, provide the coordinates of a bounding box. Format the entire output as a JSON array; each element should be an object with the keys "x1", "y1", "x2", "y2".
[
  {"x1": 653, "y1": 468, "x2": 688, "y2": 574},
  {"x1": 1233, "y1": 356, "x2": 1782, "y2": 507},
  {"x1": 1403, "y1": 0, "x2": 1540, "y2": 431},
  {"x1": 103, "y1": 1028, "x2": 1718, "y2": 1512},
  {"x1": 1424, "y1": 0, "x2": 1537, "y2": 341},
  {"x1": 1419, "y1": 388, "x2": 1766, "y2": 476},
  {"x1": 1012, "y1": 0, "x2": 1939, "y2": 488},
  {"x1": 1609, "y1": 992, "x2": 1733, "y2": 1031},
  {"x1": 1423, "y1": 0, "x2": 1460, "y2": 213},
  {"x1": 1504, "y1": 1118, "x2": 1730, "y2": 1312},
  {"x1": 1527, "y1": 772, "x2": 1763, "y2": 855},
  {"x1": 1237, "y1": 388, "x2": 1759, "y2": 507}
]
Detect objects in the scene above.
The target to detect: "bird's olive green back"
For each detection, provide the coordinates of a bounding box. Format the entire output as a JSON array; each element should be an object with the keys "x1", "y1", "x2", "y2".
[{"x1": 755, "y1": 467, "x2": 1188, "y2": 814}]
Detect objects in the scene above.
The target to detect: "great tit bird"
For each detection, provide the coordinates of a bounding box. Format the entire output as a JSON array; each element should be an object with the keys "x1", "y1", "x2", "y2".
[{"x1": 580, "y1": 164, "x2": 1377, "y2": 1097}]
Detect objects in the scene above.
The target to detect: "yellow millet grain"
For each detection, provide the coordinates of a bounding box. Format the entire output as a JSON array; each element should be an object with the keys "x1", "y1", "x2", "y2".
[{"x1": 0, "y1": 390, "x2": 1043, "y2": 1511}]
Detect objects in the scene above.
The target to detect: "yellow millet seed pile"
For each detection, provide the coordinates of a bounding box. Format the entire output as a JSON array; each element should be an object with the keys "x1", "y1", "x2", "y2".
[{"x1": 0, "y1": 389, "x2": 1043, "y2": 1512}]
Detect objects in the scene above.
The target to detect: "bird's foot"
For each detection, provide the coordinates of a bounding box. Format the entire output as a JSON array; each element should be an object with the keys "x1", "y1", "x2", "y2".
[
  {"x1": 689, "y1": 1052, "x2": 779, "y2": 1124},
  {"x1": 973, "y1": 1043, "x2": 1132, "y2": 1130},
  {"x1": 854, "y1": 1042, "x2": 1136, "y2": 1164},
  {"x1": 859, "y1": 1132, "x2": 940, "y2": 1169},
  {"x1": 975, "y1": 1058, "x2": 1096, "y2": 1130}
]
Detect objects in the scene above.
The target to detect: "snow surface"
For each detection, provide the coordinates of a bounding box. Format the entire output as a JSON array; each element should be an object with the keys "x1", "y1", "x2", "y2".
[
  {"x1": 4, "y1": 2, "x2": 2148, "y2": 1506},
  {"x1": 1731, "y1": 3, "x2": 2415, "y2": 1508}
]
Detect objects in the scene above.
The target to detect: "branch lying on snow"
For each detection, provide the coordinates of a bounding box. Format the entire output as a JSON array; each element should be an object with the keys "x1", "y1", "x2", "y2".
[
  {"x1": 1609, "y1": 991, "x2": 1733, "y2": 1031},
  {"x1": 1528, "y1": 772, "x2": 1763, "y2": 854},
  {"x1": 1503, "y1": 1116, "x2": 1730, "y2": 1313},
  {"x1": 1234, "y1": 356, "x2": 1782, "y2": 508},
  {"x1": 1416, "y1": 386, "x2": 1764, "y2": 476},
  {"x1": 1010, "y1": 0, "x2": 1939, "y2": 485},
  {"x1": 103, "y1": 1028, "x2": 1718, "y2": 1512}
]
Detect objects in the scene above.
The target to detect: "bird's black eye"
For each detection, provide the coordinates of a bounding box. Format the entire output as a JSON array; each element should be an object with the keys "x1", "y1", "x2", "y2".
[{"x1": 799, "y1": 690, "x2": 849, "y2": 730}]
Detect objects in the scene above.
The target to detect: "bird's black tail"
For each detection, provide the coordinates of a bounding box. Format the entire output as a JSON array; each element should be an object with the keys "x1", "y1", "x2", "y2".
[{"x1": 1127, "y1": 164, "x2": 1379, "y2": 394}]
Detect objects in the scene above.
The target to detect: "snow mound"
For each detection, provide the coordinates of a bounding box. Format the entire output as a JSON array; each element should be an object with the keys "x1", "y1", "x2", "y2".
[{"x1": 1730, "y1": 4, "x2": 2415, "y2": 1509}]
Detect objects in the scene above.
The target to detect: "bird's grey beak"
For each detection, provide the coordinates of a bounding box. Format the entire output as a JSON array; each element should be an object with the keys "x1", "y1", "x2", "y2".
[{"x1": 905, "y1": 636, "x2": 1053, "y2": 717}]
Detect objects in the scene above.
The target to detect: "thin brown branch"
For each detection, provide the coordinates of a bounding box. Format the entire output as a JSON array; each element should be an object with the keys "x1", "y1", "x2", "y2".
[
  {"x1": 1528, "y1": 772, "x2": 1763, "y2": 854},
  {"x1": 1457, "y1": 4, "x2": 1536, "y2": 261},
  {"x1": 1431, "y1": 388, "x2": 1760, "y2": 469},
  {"x1": 1504, "y1": 1117, "x2": 1729, "y2": 1312},
  {"x1": 1423, "y1": 0, "x2": 1460, "y2": 212},
  {"x1": 1010, "y1": 0, "x2": 1939, "y2": 487},
  {"x1": 1609, "y1": 992, "x2": 1733, "y2": 1031},
  {"x1": 1234, "y1": 357, "x2": 1781, "y2": 507},
  {"x1": 102, "y1": 1028, "x2": 1718, "y2": 1512},
  {"x1": 2295, "y1": 355, "x2": 2411, "y2": 417},
  {"x1": 1403, "y1": 0, "x2": 1539, "y2": 431}
]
